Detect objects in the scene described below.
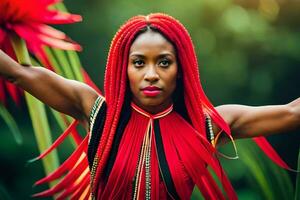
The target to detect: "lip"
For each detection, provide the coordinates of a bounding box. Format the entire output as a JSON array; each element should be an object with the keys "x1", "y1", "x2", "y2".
[{"x1": 142, "y1": 86, "x2": 162, "y2": 97}]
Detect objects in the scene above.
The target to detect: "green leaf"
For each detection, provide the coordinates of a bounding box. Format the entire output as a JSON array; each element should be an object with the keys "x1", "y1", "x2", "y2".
[
  {"x1": 0, "y1": 104, "x2": 22, "y2": 144},
  {"x1": 191, "y1": 186, "x2": 205, "y2": 200},
  {"x1": 0, "y1": 182, "x2": 13, "y2": 200},
  {"x1": 238, "y1": 141, "x2": 274, "y2": 199},
  {"x1": 10, "y1": 35, "x2": 60, "y2": 186},
  {"x1": 9, "y1": 34, "x2": 31, "y2": 66},
  {"x1": 50, "y1": 108, "x2": 68, "y2": 131},
  {"x1": 25, "y1": 94, "x2": 60, "y2": 175},
  {"x1": 237, "y1": 140, "x2": 294, "y2": 199},
  {"x1": 54, "y1": 2, "x2": 68, "y2": 12},
  {"x1": 67, "y1": 50, "x2": 84, "y2": 82},
  {"x1": 52, "y1": 3, "x2": 84, "y2": 82},
  {"x1": 43, "y1": 47, "x2": 64, "y2": 75},
  {"x1": 51, "y1": 48, "x2": 75, "y2": 79}
]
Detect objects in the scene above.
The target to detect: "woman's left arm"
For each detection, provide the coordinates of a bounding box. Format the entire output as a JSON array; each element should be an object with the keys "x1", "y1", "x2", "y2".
[{"x1": 215, "y1": 97, "x2": 300, "y2": 139}]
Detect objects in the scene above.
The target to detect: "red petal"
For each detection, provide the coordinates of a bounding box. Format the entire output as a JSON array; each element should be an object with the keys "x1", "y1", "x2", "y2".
[
  {"x1": 5, "y1": 81, "x2": 21, "y2": 105},
  {"x1": 0, "y1": 79, "x2": 7, "y2": 105},
  {"x1": 13, "y1": 24, "x2": 82, "y2": 51},
  {"x1": 27, "y1": 23, "x2": 67, "y2": 40},
  {"x1": 0, "y1": 28, "x2": 7, "y2": 44},
  {"x1": 41, "y1": 11, "x2": 82, "y2": 24},
  {"x1": 1, "y1": 38, "x2": 17, "y2": 60},
  {"x1": 39, "y1": 34, "x2": 82, "y2": 51},
  {"x1": 27, "y1": 43, "x2": 54, "y2": 71},
  {"x1": 44, "y1": 0, "x2": 62, "y2": 5}
]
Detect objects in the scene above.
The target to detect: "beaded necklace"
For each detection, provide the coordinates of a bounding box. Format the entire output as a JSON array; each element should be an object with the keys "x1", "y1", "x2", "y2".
[{"x1": 131, "y1": 102, "x2": 173, "y2": 200}]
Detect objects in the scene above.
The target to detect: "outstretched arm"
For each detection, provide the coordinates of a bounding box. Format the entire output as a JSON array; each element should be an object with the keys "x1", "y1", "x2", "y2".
[
  {"x1": 215, "y1": 98, "x2": 300, "y2": 139},
  {"x1": 0, "y1": 50, "x2": 99, "y2": 123}
]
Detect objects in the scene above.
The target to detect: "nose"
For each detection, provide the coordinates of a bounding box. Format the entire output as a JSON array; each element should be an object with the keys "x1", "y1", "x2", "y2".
[{"x1": 144, "y1": 66, "x2": 159, "y2": 82}]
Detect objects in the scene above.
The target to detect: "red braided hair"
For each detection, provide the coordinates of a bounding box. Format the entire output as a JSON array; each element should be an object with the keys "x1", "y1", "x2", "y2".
[{"x1": 92, "y1": 13, "x2": 232, "y2": 196}]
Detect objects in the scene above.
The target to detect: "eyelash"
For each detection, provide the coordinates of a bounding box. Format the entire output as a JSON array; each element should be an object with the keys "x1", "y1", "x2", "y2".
[
  {"x1": 132, "y1": 58, "x2": 172, "y2": 68},
  {"x1": 159, "y1": 59, "x2": 171, "y2": 68},
  {"x1": 133, "y1": 60, "x2": 144, "y2": 67}
]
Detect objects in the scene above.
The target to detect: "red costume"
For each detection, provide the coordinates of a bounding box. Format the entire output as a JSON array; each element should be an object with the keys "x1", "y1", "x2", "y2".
[{"x1": 33, "y1": 13, "x2": 292, "y2": 199}]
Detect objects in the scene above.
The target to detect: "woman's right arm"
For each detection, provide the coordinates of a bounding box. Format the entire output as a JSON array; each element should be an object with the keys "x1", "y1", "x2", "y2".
[{"x1": 0, "y1": 50, "x2": 99, "y2": 123}]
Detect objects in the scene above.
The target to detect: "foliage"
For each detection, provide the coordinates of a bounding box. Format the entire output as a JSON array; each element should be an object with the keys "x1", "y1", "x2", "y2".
[{"x1": 0, "y1": 0, "x2": 299, "y2": 199}]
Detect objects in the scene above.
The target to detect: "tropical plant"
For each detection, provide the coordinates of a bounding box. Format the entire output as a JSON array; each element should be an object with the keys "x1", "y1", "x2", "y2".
[{"x1": 0, "y1": 0, "x2": 87, "y2": 188}]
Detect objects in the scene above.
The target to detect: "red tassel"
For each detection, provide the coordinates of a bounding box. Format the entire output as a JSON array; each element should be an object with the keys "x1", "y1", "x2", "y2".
[
  {"x1": 70, "y1": 129, "x2": 83, "y2": 145},
  {"x1": 29, "y1": 120, "x2": 79, "y2": 163},
  {"x1": 34, "y1": 135, "x2": 88, "y2": 185},
  {"x1": 33, "y1": 160, "x2": 88, "y2": 197},
  {"x1": 160, "y1": 112, "x2": 237, "y2": 199},
  {"x1": 253, "y1": 137, "x2": 295, "y2": 171},
  {"x1": 70, "y1": 174, "x2": 90, "y2": 200}
]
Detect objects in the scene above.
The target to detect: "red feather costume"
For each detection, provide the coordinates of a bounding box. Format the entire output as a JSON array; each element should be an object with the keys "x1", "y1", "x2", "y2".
[{"x1": 33, "y1": 13, "x2": 292, "y2": 199}]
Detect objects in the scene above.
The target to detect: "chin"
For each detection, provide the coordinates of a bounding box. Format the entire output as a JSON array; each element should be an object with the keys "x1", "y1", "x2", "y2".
[{"x1": 141, "y1": 99, "x2": 163, "y2": 107}]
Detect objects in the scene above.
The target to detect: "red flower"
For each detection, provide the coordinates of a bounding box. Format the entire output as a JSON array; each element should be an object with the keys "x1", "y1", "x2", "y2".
[{"x1": 0, "y1": 0, "x2": 82, "y2": 105}]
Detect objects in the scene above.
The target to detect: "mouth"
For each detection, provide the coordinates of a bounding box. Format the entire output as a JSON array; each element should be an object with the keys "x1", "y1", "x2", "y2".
[{"x1": 141, "y1": 86, "x2": 162, "y2": 97}]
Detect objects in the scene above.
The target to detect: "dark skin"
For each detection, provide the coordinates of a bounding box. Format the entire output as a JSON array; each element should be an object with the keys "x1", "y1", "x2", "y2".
[
  {"x1": 0, "y1": 50, "x2": 98, "y2": 125},
  {"x1": 0, "y1": 30, "x2": 299, "y2": 142},
  {"x1": 127, "y1": 31, "x2": 178, "y2": 114}
]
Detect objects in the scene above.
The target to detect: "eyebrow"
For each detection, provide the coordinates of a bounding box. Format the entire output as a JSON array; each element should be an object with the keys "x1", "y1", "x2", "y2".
[{"x1": 129, "y1": 52, "x2": 175, "y2": 58}]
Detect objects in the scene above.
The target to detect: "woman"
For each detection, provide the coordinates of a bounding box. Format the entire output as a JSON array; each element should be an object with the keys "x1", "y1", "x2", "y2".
[{"x1": 0, "y1": 13, "x2": 299, "y2": 199}]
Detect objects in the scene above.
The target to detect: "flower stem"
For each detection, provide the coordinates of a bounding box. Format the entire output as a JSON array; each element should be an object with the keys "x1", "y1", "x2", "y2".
[{"x1": 9, "y1": 33, "x2": 31, "y2": 66}]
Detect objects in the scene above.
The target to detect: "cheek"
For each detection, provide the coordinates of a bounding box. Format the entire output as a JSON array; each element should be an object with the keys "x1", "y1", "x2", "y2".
[
  {"x1": 161, "y1": 73, "x2": 177, "y2": 98},
  {"x1": 127, "y1": 68, "x2": 140, "y2": 93},
  {"x1": 168, "y1": 69, "x2": 178, "y2": 93},
  {"x1": 170, "y1": 77, "x2": 177, "y2": 94}
]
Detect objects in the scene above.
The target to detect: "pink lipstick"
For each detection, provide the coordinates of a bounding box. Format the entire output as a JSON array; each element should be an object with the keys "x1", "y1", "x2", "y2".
[{"x1": 142, "y1": 86, "x2": 161, "y2": 97}]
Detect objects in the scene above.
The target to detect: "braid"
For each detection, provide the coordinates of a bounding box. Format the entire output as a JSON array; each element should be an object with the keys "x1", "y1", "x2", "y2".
[
  {"x1": 150, "y1": 16, "x2": 206, "y2": 134},
  {"x1": 92, "y1": 13, "x2": 232, "y2": 197},
  {"x1": 92, "y1": 17, "x2": 148, "y2": 195},
  {"x1": 149, "y1": 14, "x2": 231, "y2": 135}
]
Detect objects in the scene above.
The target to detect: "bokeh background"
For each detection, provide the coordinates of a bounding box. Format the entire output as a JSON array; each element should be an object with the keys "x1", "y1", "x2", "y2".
[{"x1": 0, "y1": 0, "x2": 299, "y2": 199}]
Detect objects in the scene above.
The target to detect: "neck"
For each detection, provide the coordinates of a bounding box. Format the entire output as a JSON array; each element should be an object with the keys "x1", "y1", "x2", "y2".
[
  {"x1": 131, "y1": 101, "x2": 173, "y2": 118},
  {"x1": 132, "y1": 99, "x2": 173, "y2": 114}
]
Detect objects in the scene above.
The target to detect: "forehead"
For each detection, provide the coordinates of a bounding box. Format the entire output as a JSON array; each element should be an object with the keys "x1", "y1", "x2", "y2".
[{"x1": 129, "y1": 31, "x2": 176, "y2": 54}]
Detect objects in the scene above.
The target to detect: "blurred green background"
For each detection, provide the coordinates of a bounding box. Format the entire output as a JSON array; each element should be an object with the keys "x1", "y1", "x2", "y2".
[{"x1": 0, "y1": 0, "x2": 299, "y2": 199}]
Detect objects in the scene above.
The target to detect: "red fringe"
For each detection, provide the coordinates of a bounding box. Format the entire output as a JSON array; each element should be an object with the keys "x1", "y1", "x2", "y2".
[
  {"x1": 30, "y1": 120, "x2": 79, "y2": 163},
  {"x1": 34, "y1": 134, "x2": 88, "y2": 185},
  {"x1": 253, "y1": 137, "x2": 294, "y2": 171}
]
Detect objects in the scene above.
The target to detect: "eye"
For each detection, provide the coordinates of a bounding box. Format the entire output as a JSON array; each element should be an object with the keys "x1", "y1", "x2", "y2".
[
  {"x1": 159, "y1": 59, "x2": 171, "y2": 68},
  {"x1": 133, "y1": 59, "x2": 144, "y2": 68}
]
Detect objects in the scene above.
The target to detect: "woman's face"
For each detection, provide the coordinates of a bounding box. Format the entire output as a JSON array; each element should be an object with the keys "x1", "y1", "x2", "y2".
[{"x1": 127, "y1": 30, "x2": 178, "y2": 114}]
